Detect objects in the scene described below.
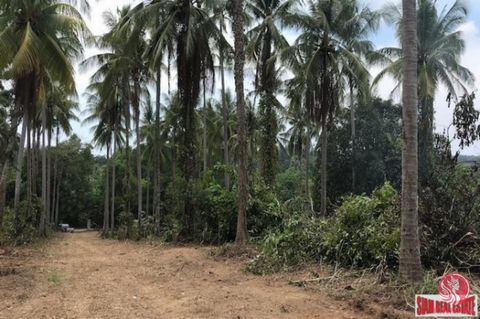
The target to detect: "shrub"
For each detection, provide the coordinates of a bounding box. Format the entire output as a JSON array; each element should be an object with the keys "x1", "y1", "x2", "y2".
[
  {"x1": 196, "y1": 176, "x2": 237, "y2": 243},
  {"x1": 247, "y1": 174, "x2": 282, "y2": 239},
  {"x1": 248, "y1": 183, "x2": 400, "y2": 274},
  {"x1": 0, "y1": 197, "x2": 43, "y2": 245},
  {"x1": 275, "y1": 165, "x2": 306, "y2": 203},
  {"x1": 420, "y1": 164, "x2": 480, "y2": 271},
  {"x1": 322, "y1": 183, "x2": 400, "y2": 269}
]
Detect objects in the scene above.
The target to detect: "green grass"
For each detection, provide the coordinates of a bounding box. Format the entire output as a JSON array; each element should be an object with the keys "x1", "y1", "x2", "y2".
[{"x1": 47, "y1": 271, "x2": 62, "y2": 284}]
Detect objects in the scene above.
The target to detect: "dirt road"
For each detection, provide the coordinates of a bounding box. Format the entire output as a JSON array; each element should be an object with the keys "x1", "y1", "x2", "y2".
[{"x1": 0, "y1": 232, "x2": 370, "y2": 319}]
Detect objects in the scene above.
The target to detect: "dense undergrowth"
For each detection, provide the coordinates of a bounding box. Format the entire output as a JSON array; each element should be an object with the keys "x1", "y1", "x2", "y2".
[
  {"x1": 247, "y1": 163, "x2": 480, "y2": 277},
  {"x1": 0, "y1": 197, "x2": 52, "y2": 245}
]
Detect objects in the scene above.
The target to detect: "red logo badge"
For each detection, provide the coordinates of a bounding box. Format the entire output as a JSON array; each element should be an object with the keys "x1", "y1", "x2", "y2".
[
  {"x1": 415, "y1": 273, "x2": 478, "y2": 317},
  {"x1": 439, "y1": 273, "x2": 471, "y2": 305}
]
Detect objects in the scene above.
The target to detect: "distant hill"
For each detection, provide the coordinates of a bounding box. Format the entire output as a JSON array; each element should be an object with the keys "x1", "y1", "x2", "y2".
[{"x1": 458, "y1": 155, "x2": 480, "y2": 163}]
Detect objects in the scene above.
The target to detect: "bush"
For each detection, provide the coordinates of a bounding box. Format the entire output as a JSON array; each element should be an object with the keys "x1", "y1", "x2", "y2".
[
  {"x1": 420, "y1": 164, "x2": 480, "y2": 271},
  {"x1": 247, "y1": 174, "x2": 282, "y2": 239},
  {"x1": 247, "y1": 212, "x2": 325, "y2": 274},
  {"x1": 275, "y1": 165, "x2": 306, "y2": 203},
  {"x1": 0, "y1": 197, "x2": 43, "y2": 245},
  {"x1": 196, "y1": 174, "x2": 237, "y2": 243},
  {"x1": 248, "y1": 183, "x2": 400, "y2": 274},
  {"x1": 322, "y1": 183, "x2": 400, "y2": 269}
]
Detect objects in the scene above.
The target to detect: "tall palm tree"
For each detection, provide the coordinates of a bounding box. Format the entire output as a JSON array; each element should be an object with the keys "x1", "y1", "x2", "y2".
[
  {"x1": 246, "y1": 0, "x2": 293, "y2": 187},
  {"x1": 287, "y1": 0, "x2": 370, "y2": 215},
  {"x1": 104, "y1": 6, "x2": 149, "y2": 229},
  {"x1": 400, "y1": 0, "x2": 423, "y2": 283},
  {"x1": 46, "y1": 87, "x2": 78, "y2": 226},
  {"x1": 129, "y1": 0, "x2": 227, "y2": 238},
  {"x1": 0, "y1": 0, "x2": 90, "y2": 234},
  {"x1": 84, "y1": 83, "x2": 121, "y2": 234},
  {"x1": 341, "y1": 4, "x2": 378, "y2": 192},
  {"x1": 233, "y1": 0, "x2": 249, "y2": 245},
  {"x1": 371, "y1": 0, "x2": 473, "y2": 183},
  {"x1": 82, "y1": 7, "x2": 147, "y2": 231}
]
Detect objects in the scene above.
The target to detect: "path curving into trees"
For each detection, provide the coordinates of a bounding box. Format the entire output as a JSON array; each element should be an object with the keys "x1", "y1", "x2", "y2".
[{"x1": 0, "y1": 232, "x2": 372, "y2": 319}]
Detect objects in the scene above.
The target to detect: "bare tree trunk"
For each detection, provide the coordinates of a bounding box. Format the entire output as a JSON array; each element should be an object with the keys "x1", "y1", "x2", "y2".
[
  {"x1": 33, "y1": 126, "x2": 40, "y2": 197},
  {"x1": 26, "y1": 115, "x2": 32, "y2": 213},
  {"x1": 399, "y1": 0, "x2": 422, "y2": 283},
  {"x1": 350, "y1": 83, "x2": 356, "y2": 193},
  {"x1": 14, "y1": 113, "x2": 28, "y2": 211},
  {"x1": 305, "y1": 125, "x2": 313, "y2": 211},
  {"x1": 40, "y1": 105, "x2": 47, "y2": 236},
  {"x1": 233, "y1": 0, "x2": 248, "y2": 245},
  {"x1": 51, "y1": 126, "x2": 59, "y2": 224},
  {"x1": 124, "y1": 79, "x2": 131, "y2": 232},
  {"x1": 146, "y1": 163, "x2": 150, "y2": 217},
  {"x1": 153, "y1": 68, "x2": 162, "y2": 230},
  {"x1": 320, "y1": 126, "x2": 328, "y2": 216},
  {"x1": 50, "y1": 127, "x2": 59, "y2": 227},
  {"x1": 54, "y1": 169, "x2": 60, "y2": 226},
  {"x1": 0, "y1": 163, "x2": 8, "y2": 227},
  {"x1": 220, "y1": 20, "x2": 230, "y2": 190},
  {"x1": 134, "y1": 83, "x2": 142, "y2": 228},
  {"x1": 46, "y1": 122, "x2": 52, "y2": 227},
  {"x1": 103, "y1": 142, "x2": 110, "y2": 234},
  {"x1": 1, "y1": 110, "x2": 22, "y2": 225},
  {"x1": 111, "y1": 126, "x2": 116, "y2": 235},
  {"x1": 202, "y1": 76, "x2": 208, "y2": 172}
]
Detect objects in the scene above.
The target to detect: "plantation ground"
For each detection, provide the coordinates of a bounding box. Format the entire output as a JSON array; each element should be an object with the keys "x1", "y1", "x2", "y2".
[{"x1": 0, "y1": 232, "x2": 407, "y2": 319}]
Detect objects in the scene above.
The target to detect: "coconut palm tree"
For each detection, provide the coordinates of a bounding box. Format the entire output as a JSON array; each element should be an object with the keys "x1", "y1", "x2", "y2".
[
  {"x1": 83, "y1": 82, "x2": 122, "y2": 234},
  {"x1": 246, "y1": 0, "x2": 294, "y2": 187},
  {"x1": 126, "y1": 0, "x2": 228, "y2": 238},
  {"x1": 46, "y1": 87, "x2": 79, "y2": 226},
  {"x1": 233, "y1": 0, "x2": 249, "y2": 245},
  {"x1": 287, "y1": 0, "x2": 371, "y2": 215},
  {"x1": 371, "y1": 0, "x2": 474, "y2": 183},
  {"x1": 399, "y1": 0, "x2": 423, "y2": 283},
  {"x1": 82, "y1": 7, "x2": 149, "y2": 231},
  {"x1": 0, "y1": 0, "x2": 90, "y2": 234}
]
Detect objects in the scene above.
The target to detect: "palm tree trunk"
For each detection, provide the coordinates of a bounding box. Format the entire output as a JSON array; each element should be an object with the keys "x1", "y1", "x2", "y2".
[
  {"x1": 1, "y1": 109, "x2": 22, "y2": 225},
  {"x1": 220, "y1": 23, "x2": 230, "y2": 191},
  {"x1": 259, "y1": 28, "x2": 276, "y2": 187},
  {"x1": 46, "y1": 123, "x2": 52, "y2": 227},
  {"x1": 33, "y1": 126, "x2": 40, "y2": 197},
  {"x1": 154, "y1": 68, "x2": 162, "y2": 230},
  {"x1": 104, "y1": 142, "x2": 110, "y2": 234},
  {"x1": 350, "y1": 83, "x2": 356, "y2": 193},
  {"x1": 202, "y1": 76, "x2": 208, "y2": 172},
  {"x1": 233, "y1": 0, "x2": 248, "y2": 245},
  {"x1": 52, "y1": 125, "x2": 59, "y2": 225},
  {"x1": 124, "y1": 77, "x2": 131, "y2": 231},
  {"x1": 146, "y1": 163, "x2": 150, "y2": 217},
  {"x1": 320, "y1": 126, "x2": 328, "y2": 216},
  {"x1": 26, "y1": 115, "x2": 32, "y2": 213},
  {"x1": 400, "y1": 0, "x2": 422, "y2": 283},
  {"x1": 111, "y1": 126, "x2": 116, "y2": 235},
  {"x1": 418, "y1": 96, "x2": 434, "y2": 184},
  {"x1": 54, "y1": 168, "x2": 60, "y2": 226},
  {"x1": 305, "y1": 125, "x2": 313, "y2": 211},
  {"x1": 0, "y1": 163, "x2": 8, "y2": 227},
  {"x1": 40, "y1": 104, "x2": 47, "y2": 236},
  {"x1": 134, "y1": 87, "x2": 142, "y2": 229},
  {"x1": 14, "y1": 112, "x2": 28, "y2": 211}
]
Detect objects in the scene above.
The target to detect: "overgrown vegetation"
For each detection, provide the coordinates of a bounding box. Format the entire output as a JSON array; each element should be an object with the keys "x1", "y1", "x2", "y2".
[{"x1": 0, "y1": 1, "x2": 479, "y2": 310}]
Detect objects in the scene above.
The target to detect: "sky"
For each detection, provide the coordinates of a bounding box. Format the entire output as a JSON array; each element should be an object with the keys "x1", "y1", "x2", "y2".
[{"x1": 73, "y1": 0, "x2": 480, "y2": 155}]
